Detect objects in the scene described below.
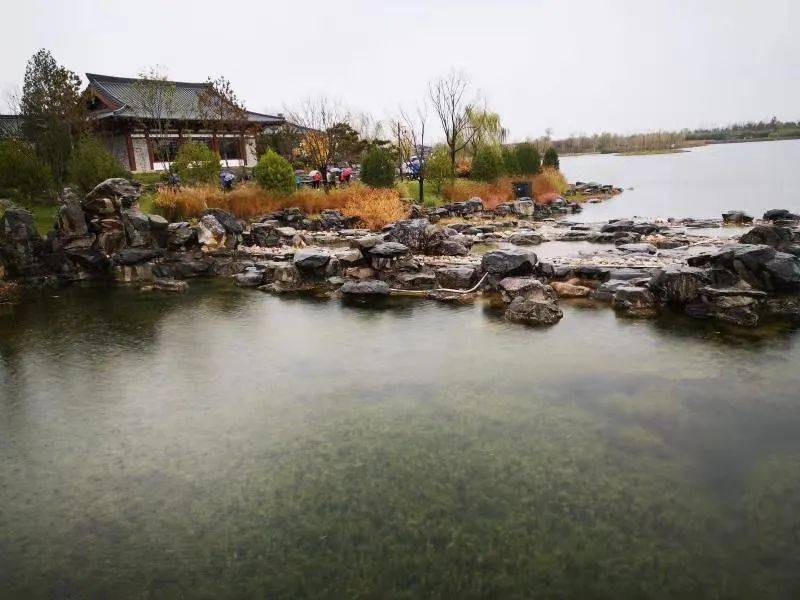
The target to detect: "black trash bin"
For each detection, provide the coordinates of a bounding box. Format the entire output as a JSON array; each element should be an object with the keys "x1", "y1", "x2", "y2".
[{"x1": 512, "y1": 181, "x2": 532, "y2": 199}]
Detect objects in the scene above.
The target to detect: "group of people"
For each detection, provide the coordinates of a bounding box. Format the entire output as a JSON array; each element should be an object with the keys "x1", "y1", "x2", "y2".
[{"x1": 305, "y1": 166, "x2": 354, "y2": 189}]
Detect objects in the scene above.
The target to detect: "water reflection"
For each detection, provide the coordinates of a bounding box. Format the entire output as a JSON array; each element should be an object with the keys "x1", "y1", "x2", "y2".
[{"x1": 1, "y1": 281, "x2": 799, "y2": 598}]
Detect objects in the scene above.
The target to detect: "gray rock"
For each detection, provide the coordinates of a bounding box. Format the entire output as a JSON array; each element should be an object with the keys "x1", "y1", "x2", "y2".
[
  {"x1": 57, "y1": 201, "x2": 88, "y2": 237},
  {"x1": 197, "y1": 215, "x2": 227, "y2": 250},
  {"x1": 763, "y1": 208, "x2": 800, "y2": 222},
  {"x1": 395, "y1": 272, "x2": 436, "y2": 290},
  {"x1": 293, "y1": 248, "x2": 332, "y2": 270},
  {"x1": 504, "y1": 295, "x2": 563, "y2": 326},
  {"x1": 613, "y1": 286, "x2": 659, "y2": 318},
  {"x1": 511, "y1": 200, "x2": 534, "y2": 217},
  {"x1": 234, "y1": 269, "x2": 265, "y2": 287},
  {"x1": 369, "y1": 242, "x2": 410, "y2": 258},
  {"x1": 592, "y1": 279, "x2": 631, "y2": 302},
  {"x1": 334, "y1": 248, "x2": 364, "y2": 266},
  {"x1": 340, "y1": 279, "x2": 390, "y2": 296},
  {"x1": 435, "y1": 265, "x2": 477, "y2": 289},
  {"x1": 435, "y1": 239, "x2": 469, "y2": 256},
  {"x1": 386, "y1": 219, "x2": 434, "y2": 253},
  {"x1": 481, "y1": 247, "x2": 538, "y2": 277},
  {"x1": 167, "y1": 222, "x2": 197, "y2": 249},
  {"x1": 153, "y1": 277, "x2": 188, "y2": 292},
  {"x1": 649, "y1": 265, "x2": 711, "y2": 304},
  {"x1": 617, "y1": 242, "x2": 657, "y2": 254},
  {"x1": 722, "y1": 210, "x2": 753, "y2": 224},
  {"x1": 508, "y1": 231, "x2": 544, "y2": 245},
  {"x1": 739, "y1": 224, "x2": 794, "y2": 250},
  {"x1": 498, "y1": 277, "x2": 553, "y2": 303},
  {"x1": 121, "y1": 209, "x2": 153, "y2": 248},
  {"x1": 112, "y1": 247, "x2": 163, "y2": 266},
  {"x1": 85, "y1": 178, "x2": 140, "y2": 209},
  {"x1": 202, "y1": 208, "x2": 243, "y2": 235}
]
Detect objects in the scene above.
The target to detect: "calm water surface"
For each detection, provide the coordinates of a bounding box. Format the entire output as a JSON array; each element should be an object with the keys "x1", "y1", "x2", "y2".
[
  {"x1": 1, "y1": 281, "x2": 799, "y2": 598},
  {"x1": 562, "y1": 139, "x2": 800, "y2": 221}
]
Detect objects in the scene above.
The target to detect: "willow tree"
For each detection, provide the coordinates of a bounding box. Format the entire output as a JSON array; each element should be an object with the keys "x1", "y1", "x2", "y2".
[{"x1": 428, "y1": 70, "x2": 479, "y2": 174}]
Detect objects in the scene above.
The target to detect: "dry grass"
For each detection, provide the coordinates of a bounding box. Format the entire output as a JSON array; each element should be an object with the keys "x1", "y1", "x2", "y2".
[
  {"x1": 440, "y1": 169, "x2": 570, "y2": 209},
  {"x1": 153, "y1": 183, "x2": 406, "y2": 229}
]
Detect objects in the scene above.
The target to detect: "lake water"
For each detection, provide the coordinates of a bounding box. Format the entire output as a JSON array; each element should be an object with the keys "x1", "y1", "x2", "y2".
[
  {"x1": 561, "y1": 139, "x2": 800, "y2": 221},
  {"x1": 2, "y1": 281, "x2": 800, "y2": 598}
]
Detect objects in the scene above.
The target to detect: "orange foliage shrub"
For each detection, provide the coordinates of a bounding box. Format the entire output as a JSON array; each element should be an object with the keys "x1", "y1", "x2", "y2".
[
  {"x1": 154, "y1": 182, "x2": 406, "y2": 229},
  {"x1": 532, "y1": 168, "x2": 569, "y2": 203},
  {"x1": 440, "y1": 169, "x2": 569, "y2": 208}
]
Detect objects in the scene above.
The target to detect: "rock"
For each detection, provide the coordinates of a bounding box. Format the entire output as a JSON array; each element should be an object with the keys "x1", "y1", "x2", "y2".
[
  {"x1": 57, "y1": 201, "x2": 88, "y2": 237},
  {"x1": 85, "y1": 178, "x2": 140, "y2": 209},
  {"x1": 464, "y1": 197, "x2": 484, "y2": 213},
  {"x1": 112, "y1": 247, "x2": 163, "y2": 266},
  {"x1": 369, "y1": 242, "x2": 410, "y2": 258},
  {"x1": 435, "y1": 265, "x2": 477, "y2": 289},
  {"x1": 0, "y1": 207, "x2": 43, "y2": 277},
  {"x1": 121, "y1": 209, "x2": 153, "y2": 248},
  {"x1": 508, "y1": 231, "x2": 544, "y2": 245},
  {"x1": 153, "y1": 277, "x2": 188, "y2": 292},
  {"x1": 81, "y1": 196, "x2": 117, "y2": 216},
  {"x1": 498, "y1": 277, "x2": 555, "y2": 303},
  {"x1": 722, "y1": 210, "x2": 753, "y2": 224},
  {"x1": 202, "y1": 208, "x2": 243, "y2": 235},
  {"x1": 481, "y1": 248, "x2": 538, "y2": 277},
  {"x1": 551, "y1": 281, "x2": 592, "y2": 298},
  {"x1": 612, "y1": 232, "x2": 643, "y2": 245},
  {"x1": 435, "y1": 239, "x2": 469, "y2": 256},
  {"x1": 608, "y1": 268, "x2": 650, "y2": 281},
  {"x1": 275, "y1": 226, "x2": 298, "y2": 238},
  {"x1": 197, "y1": 215, "x2": 227, "y2": 250},
  {"x1": 649, "y1": 265, "x2": 711, "y2": 304},
  {"x1": 739, "y1": 224, "x2": 795, "y2": 250},
  {"x1": 395, "y1": 272, "x2": 436, "y2": 290},
  {"x1": 386, "y1": 219, "x2": 434, "y2": 253},
  {"x1": 293, "y1": 248, "x2": 332, "y2": 270},
  {"x1": 763, "y1": 252, "x2": 800, "y2": 290},
  {"x1": 688, "y1": 287, "x2": 766, "y2": 327},
  {"x1": 249, "y1": 223, "x2": 281, "y2": 247},
  {"x1": 234, "y1": 269, "x2": 265, "y2": 287},
  {"x1": 334, "y1": 248, "x2": 364, "y2": 267},
  {"x1": 504, "y1": 295, "x2": 563, "y2": 326},
  {"x1": 592, "y1": 279, "x2": 631, "y2": 302},
  {"x1": 147, "y1": 214, "x2": 169, "y2": 230},
  {"x1": 613, "y1": 286, "x2": 659, "y2": 318},
  {"x1": 762, "y1": 296, "x2": 800, "y2": 321},
  {"x1": 617, "y1": 242, "x2": 657, "y2": 254},
  {"x1": 763, "y1": 209, "x2": 800, "y2": 222},
  {"x1": 511, "y1": 200, "x2": 534, "y2": 217},
  {"x1": 340, "y1": 279, "x2": 390, "y2": 297},
  {"x1": 352, "y1": 234, "x2": 382, "y2": 251},
  {"x1": 167, "y1": 222, "x2": 197, "y2": 249}
]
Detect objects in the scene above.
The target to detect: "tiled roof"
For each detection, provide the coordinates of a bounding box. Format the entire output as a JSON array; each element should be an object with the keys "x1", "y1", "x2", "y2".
[{"x1": 86, "y1": 73, "x2": 284, "y2": 125}]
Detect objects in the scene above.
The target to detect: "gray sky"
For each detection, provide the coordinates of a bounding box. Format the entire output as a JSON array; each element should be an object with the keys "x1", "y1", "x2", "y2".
[{"x1": 2, "y1": 0, "x2": 798, "y2": 142}]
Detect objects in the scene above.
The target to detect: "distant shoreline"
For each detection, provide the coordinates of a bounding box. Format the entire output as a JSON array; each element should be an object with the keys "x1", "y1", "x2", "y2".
[{"x1": 561, "y1": 135, "x2": 800, "y2": 157}]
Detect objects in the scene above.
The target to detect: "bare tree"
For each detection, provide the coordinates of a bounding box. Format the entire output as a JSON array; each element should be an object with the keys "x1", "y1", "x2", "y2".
[
  {"x1": 284, "y1": 96, "x2": 352, "y2": 188},
  {"x1": 131, "y1": 66, "x2": 178, "y2": 167},
  {"x1": 428, "y1": 70, "x2": 479, "y2": 173},
  {"x1": 198, "y1": 76, "x2": 249, "y2": 167},
  {"x1": 399, "y1": 103, "x2": 428, "y2": 202}
]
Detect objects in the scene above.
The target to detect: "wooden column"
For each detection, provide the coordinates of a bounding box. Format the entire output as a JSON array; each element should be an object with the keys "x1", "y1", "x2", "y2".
[{"x1": 125, "y1": 130, "x2": 137, "y2": 171}]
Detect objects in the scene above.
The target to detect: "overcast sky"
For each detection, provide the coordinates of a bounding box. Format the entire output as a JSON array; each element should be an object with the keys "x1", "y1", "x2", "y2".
[{"x1": 1, "y1": 0, "x2": 798, "y2": 142}]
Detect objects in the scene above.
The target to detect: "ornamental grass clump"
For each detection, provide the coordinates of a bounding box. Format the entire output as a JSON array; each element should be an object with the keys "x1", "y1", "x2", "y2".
[{"x1": 154, "y1": 182, "x2": 406, "y2": 229}]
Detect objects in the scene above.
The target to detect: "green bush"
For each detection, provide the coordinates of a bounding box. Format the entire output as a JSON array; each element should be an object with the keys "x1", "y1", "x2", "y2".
[
  {"x1": 68, "y1": 135, "x2": 128, "y2": 194},
  {"x1": 0, "y1": 139, "x2": 54, "y2": 203},
  {"x1": 360, "y1": 146, "x2": 395, "y2": 188},
  {"x1": 254, "y1": 149, "x2": 296, "y2": 194},
  {"x1": 471, "y1": 145, "x2": 504, "y2": 182},
  {"x1": 515, "y1": 143, "x2": 541, "y2": 175},
  {"x1": 172, "y1": 141, "x2": 220, "y2": 185},
  {"x1": 501, "y1": 147, "x2": 519, "y2": 176},
  {"x1": 542, "y1": 147, "x2": 560, "y2": 170},
  {"x1": 426, "y1": 147, "x2": 454, "y2": 194}
]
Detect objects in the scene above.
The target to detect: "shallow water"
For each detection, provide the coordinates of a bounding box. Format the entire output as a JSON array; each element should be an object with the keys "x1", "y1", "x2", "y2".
[
  {"x1": 1, "y1": 281, "x2": 799, "y2": 598},
  {"x1": 562, "y1": 139, "x2": 800, "y2": 221}
]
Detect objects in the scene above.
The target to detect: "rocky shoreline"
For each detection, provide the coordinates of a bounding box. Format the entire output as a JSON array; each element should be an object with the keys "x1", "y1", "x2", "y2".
[{"x1": 2, "y1": 179, "x2": 799, "y2": 329}]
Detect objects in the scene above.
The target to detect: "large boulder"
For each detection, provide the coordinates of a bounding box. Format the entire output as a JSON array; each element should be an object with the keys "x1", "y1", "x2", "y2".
[
  {"x1": 508, "y1": 231, "x2": 544, "y2": 245},
  {"x1": 435, "y1": 265, "x2": 477, "y2": 289},
  {"x1": 688, "y1": 243, "x2": 800, "y2": 292},
  {"x1": 0, "y1": 207, "x2": 43, "y2": 277},
  {"x1": 96, "y1": 218, "x2": 126, "y2": 255},
  {"x1": 649, "y1": 265, "x2": 711, "y2": 304},
  {"x1": 722, "y1": 210, "x2": 753, "y2": 224},
  {"x1": 249, "y1": 222, "x2": 281, "y2": 247},
  {"x1": 112, "y1": 247, "x2": 163, "y2": 266},
  {"x1": 498, "y1": 277, "x2": 553, "y2": 303},
  {"x1": 481, "y1": 248, "x2": 537, "y2": 277},
  {"x1": 340, "y1": 279, "x2": 390, "y2": 297},
  {"x1": 293, "y1": 248, "x2": 332, "y2": 271},
  {"x1": 504, "y1": 294, "x2": 563, "y2": 326},
  {"x1": 167, "y1": 222, "x2": 197, "y2": 249},
  {"x1": 57, "y1": 200, "x2": 88, "y2": 237},
  {"x1": 687, "y1": 287, "x2": 766, "y2": 327},
  {"x1": 763, "y1": 208, "x2": 800, "y2": 222},
  {"x1": 121, "y1": 209, "x2": 154, "y2": 248},
  {"x1": 202, "y1": 208, "x2": 243, "y2": 235},
  {"x1": 197, "y1": 214, "x2": 227, "y2": 251},
  {"x1": 613, "y1": 286, "x2": 659, "y2": 318},
  {"x1": 85, "y1": 178, "x2": 141, "y2": 210},
  {"x1": 386, "y1": 219, "x2": 435, "y2": 253},
  {"x1": 739, "y1": 224, "x2": 795, "y2": 250}
]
